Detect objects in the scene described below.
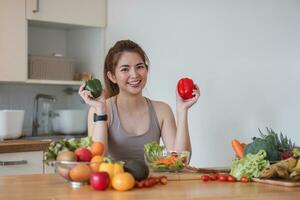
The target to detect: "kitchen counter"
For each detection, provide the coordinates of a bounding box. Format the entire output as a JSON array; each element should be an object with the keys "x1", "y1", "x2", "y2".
[
  {"x1": 0, "y1": 134, "x2": 87, "y2": 153},
  {"x1": 0, "y1": 139, "x2": 51, "y2": 153},
  {"x1": 0, "y1": 174, "x2": 299, "y2": 200}
]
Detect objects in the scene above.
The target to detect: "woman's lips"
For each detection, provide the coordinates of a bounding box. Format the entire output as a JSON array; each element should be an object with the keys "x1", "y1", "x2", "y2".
[{"x1": 128, "y1": 80, "x2": 141, "y2": 87}]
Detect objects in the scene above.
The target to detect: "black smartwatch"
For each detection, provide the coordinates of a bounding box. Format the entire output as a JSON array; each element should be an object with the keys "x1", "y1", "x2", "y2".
[{"x1": 93, "y1": 113, "x2": 108, "y2": 122}]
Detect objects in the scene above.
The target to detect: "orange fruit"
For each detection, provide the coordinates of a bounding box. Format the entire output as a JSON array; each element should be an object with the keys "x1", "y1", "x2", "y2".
[
  {"x1": 69, "y1": 164, "x2": 91, "y2": 182},
  {"x1": 91, "y1": 142, "x2": 105, "y2": 156},
  {"x1": 112, "y1": 172, "x2": 135, "y2": 191},
  {"x1": 90, "y1": 155, "x2": 103, "y2": 172}
]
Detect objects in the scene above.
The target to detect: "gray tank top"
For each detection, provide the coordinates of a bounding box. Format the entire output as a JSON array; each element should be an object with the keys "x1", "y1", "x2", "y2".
[{"x1": 108, "y1": 97, "x2": 161, "y2": 162}]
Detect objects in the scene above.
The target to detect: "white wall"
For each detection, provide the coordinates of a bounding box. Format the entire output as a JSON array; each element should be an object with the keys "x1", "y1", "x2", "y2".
[{"x1": 106, "y1": 0, "x2": 300, "y2": 167}]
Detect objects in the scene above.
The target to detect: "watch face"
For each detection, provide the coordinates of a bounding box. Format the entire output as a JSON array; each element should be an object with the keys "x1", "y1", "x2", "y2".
[{"x1": 94, "y1": 113, "x2": 108, "y2": 122}]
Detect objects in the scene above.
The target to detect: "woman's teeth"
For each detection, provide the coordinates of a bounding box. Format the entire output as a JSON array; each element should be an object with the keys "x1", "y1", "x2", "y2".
[{"x1": 128, "y1": 80, "x2": 141, "y2": 87}]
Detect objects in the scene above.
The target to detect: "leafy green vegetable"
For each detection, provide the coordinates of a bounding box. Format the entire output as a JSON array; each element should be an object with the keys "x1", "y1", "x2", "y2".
[
  {"x1": 230, "y1": 150, "x2": 269, "y2": 180},
  {"x1": 259, "y1": 127, "x2": 295, "y2": 151},
  {"x1": 144, "y1": 142, "x2": 165, "y2": 163},
  {"x1": 244, "y1": 135, "x2": 279, "y2": 161},
  {"x1": 44, "y1": 136, "x2": 92, "y2": 165}
]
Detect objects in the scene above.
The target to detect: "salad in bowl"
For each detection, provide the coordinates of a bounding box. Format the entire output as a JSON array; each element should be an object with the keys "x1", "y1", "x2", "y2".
[{"x1": 144, "y1": 142, "x2": 190, "y2": 172}]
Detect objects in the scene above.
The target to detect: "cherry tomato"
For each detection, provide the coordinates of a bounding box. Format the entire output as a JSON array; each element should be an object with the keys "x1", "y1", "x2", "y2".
[
  {"x1": 240, "y1": 176, "x2": 249, "y2": 183},
  {"x1": 218, "y1": 174, "x2": 229, "y2": 182},
  {"x1": 208, "y1": 174, "x2": 218, "y2": 181},
  {"x1": 159, "y1": 176, "x2": 168, "y2": 185},
  {"x1": 170, "y1": 151, "x2": 178, "y2": 158},
  {"x1": 227, "y1": 175, "x2": 236, "y2": 182},
  {"x1": 200, "y1": 175, "x2": 210, "y2": 182}
]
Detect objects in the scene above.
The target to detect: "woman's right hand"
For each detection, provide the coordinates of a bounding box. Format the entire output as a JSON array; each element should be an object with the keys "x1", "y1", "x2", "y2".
[{"x1": 78, "y1": 84, "x2": 107, "y2": 112}]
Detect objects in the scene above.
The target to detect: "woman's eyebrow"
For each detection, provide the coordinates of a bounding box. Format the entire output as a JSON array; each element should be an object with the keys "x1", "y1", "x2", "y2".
[
  {"x1": 135, "y1": 62, "x2": 145, "y2": 66},
  {"x1": 119, "y1": 64, "x2": 130, "y2": 68}
]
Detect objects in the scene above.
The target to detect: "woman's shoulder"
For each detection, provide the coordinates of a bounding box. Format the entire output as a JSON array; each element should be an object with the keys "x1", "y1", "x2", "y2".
[{"x1": 147, "y1": 98, "x2": 172, "y2": 114}]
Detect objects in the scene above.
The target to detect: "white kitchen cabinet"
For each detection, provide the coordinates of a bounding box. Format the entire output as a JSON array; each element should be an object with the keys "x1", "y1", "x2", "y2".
[
  {"x1": 0, "y1": 0, "x2": 27, "y2": 82},
  {"x1": 0, "y1": 151, "x2": 44, "y2": 175},
  {"x1": 26, "y1": 0, "x2": 106, "y2": 27}
]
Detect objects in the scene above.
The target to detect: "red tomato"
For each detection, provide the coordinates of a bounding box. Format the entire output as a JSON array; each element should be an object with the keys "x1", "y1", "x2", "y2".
[
  {"x1": 240, "y1": 176, "x2": 249, "y2": 183},
  {"x1": 89, "y1": 172, "x2": 110, "y2": 191},
  {"x1": 208, "y1": 174, "x2": 218, "y2": 181},
  {"x1": 218, "y1": 174, "x2": 229, "y2": 182},
  {"x1": 200, "y1": 175, "x2": 210, "y2": 182},
  {"x1": 227, "y1": 175, "x2": 236, "y2": 182},
  {"x1": 177, "y1": 78, "x2": 196, "y2": 100}
]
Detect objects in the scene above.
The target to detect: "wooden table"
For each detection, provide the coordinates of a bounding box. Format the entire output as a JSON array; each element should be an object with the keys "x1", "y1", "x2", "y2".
[{"x1": 0, "y1": 174, "x2": 299, "y2": 200}]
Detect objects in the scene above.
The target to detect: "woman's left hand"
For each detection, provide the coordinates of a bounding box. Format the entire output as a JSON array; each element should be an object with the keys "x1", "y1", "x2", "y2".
[{"x1": 176, "y1": 84, "x2": 200, "y2": 111}]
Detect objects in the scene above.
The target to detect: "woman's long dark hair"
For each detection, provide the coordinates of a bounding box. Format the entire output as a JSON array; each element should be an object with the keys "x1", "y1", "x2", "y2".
[{"x1": 104, "y1": 40, "x2": 149, "y2": 97}]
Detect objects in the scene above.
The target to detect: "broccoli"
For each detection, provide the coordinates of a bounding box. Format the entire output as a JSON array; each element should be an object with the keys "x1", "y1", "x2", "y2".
[{"x1": 243, "y1": 135, "x2": 279, "y2": 161}]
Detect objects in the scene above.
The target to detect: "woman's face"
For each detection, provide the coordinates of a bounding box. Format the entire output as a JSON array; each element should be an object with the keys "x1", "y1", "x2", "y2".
[{"x1": 108, "y1": 51, "x2": 148, "y2": 95}]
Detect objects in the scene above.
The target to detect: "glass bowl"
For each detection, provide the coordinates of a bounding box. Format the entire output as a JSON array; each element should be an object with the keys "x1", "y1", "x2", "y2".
[
  {"x1": 53, "y1": 160, "x2": 100, "y2": 188},
  {"x1": 144, "y1": 150, "x2": 190, "y2": 172}
]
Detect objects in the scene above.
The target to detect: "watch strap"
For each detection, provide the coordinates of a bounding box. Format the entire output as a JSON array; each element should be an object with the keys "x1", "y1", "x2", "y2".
[{"x1": 93, "y1": 113, "x2": 108, "y2": 122}]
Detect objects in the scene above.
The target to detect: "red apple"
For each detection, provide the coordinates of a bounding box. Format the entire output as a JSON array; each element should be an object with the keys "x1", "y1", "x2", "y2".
[
  {"x1": 90, "y1": 172, "x2": 110, "y2": 191},
  {"x1": 75, "y1": 147, "x2": 92, "y2": 162}
]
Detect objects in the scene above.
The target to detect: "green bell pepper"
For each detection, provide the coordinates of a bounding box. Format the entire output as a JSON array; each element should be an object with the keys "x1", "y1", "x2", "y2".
[{"x1": 84, "y1": 78, "x2": 103, "y2": 98}]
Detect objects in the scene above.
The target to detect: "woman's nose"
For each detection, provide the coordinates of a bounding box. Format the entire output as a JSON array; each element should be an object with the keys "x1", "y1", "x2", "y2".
[{"x1": 129, "y1": 68, "x2": 138, "y2": 77}]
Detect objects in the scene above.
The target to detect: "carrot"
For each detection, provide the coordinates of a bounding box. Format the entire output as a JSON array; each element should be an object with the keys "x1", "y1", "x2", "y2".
[{"x1": 231, "y1": 139, "x2": 244, "y2": 159}]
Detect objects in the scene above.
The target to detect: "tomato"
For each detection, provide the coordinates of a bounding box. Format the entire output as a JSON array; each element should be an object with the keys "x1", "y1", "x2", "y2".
[
  {"x1": 170, "y1": 151, "x2": 178, "y2": 158},
  {"x1": 208, "y1": 174, "x2": 218, "y2": 181},
  {"x1": 227, "y1": 175, "x2": 236, "y2": 182},
  {"x1": 200, "y1": 175, "x2": 210, "y2": 182},
  {"x1": 218, "y1": 174, "x2": 229, "y2": 182},
  {"x1": 177, "y1": 78, "x2": 196, "y2": 100},
  {"x1": 159, "y1": 176, "x2": 168, "y2": 185},
  {"x1": 240, "y1": 176, "x2": 249, "y2": 183}
]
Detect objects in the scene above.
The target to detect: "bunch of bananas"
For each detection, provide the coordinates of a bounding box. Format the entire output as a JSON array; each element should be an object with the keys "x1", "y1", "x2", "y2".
[{"x1": 260, "y1": 148, "x2": 300, "y2": 181}]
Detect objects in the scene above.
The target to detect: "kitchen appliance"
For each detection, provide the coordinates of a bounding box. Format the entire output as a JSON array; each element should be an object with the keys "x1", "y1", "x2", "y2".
[
  {"x1": 52, "y1": 109, "x2": 87, "y2": 134},
  {"x1": 0, "y1": 110, "x2": 25, "y2": 140}
]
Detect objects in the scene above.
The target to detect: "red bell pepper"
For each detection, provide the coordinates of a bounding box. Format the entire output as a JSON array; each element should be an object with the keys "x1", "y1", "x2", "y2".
[{"x1": 177, "y1": 78, "x2": 196, "y2": 100}]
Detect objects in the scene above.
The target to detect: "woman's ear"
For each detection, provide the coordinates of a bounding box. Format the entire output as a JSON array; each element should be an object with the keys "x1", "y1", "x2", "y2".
[{"x1": 107, "y1": 71, "x2": 117, "y2": 83}]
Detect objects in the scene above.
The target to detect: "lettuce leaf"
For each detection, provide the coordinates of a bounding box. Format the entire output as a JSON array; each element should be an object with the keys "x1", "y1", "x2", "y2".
[{"x1": 230, "y1": 150, "x2": 269, "y2": 180}]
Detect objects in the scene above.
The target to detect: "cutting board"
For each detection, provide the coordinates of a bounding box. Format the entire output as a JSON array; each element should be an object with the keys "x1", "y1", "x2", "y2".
[
  {"x1": 151, "y1": 171, "x2": 201, "y2": 181},
  {"x1": 252, "y1": 178, "x2": 300, "y2": 187}
]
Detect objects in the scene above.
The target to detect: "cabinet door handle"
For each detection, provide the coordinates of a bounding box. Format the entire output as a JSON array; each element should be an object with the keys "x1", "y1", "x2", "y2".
[
  {"x1": 0, "y1": 160, "x2": 28, "y2": 166},
  {"x1": 32, "y1": 0, "x2": 40, "y2": 13}
]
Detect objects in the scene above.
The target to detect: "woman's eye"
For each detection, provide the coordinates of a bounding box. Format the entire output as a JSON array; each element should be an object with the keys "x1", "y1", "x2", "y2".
[
  {"x1": 120, "y1": 68, "x2": 129, "y2": 72},
  {"x1": 137, "y1": 65, "x2": 145, "y2": 69}
]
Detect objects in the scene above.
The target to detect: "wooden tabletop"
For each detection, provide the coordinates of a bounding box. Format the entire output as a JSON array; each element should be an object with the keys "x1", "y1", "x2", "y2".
[
  {"x1": 0, "y1": 139, "x2": 51, "y2": 153},
  {"x1": 0, "y1": 174, "x2": 299, "y2": 200}
]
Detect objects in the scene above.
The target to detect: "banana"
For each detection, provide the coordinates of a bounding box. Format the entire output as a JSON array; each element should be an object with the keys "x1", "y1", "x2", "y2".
[
  {"x1": 275, "y1": 166, "x2": 289, "y2": 179},
  {"x1": 260, "y1": 166, "x2": 277, "y2": 179},
  {"x1": 290, "y1": 159, "x2": 300, "y2": 172},
  {"x1": 289, "y1": 169, "x2": 300, "y2": 181},
  {"x1": 260, "y1": 156, "x2": 298, "y2": 179},
  {"x1": 274, "y1": 156, "x2": 298, "y2": 170}
]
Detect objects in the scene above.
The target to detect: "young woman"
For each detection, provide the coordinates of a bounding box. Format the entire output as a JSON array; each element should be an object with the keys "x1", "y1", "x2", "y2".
[{"x1": 79, "y1": 40, "x2": 200, "y2": 161}]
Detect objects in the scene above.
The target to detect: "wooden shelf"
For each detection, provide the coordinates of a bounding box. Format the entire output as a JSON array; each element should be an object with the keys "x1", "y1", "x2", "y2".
[{"x1": 26, "y1": 79, "x2": 83, "y2": 85}]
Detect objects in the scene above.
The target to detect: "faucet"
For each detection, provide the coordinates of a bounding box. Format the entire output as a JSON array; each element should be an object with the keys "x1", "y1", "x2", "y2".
[{"x1": 32, "y1": 94, "x2": 56, "y2": 136}]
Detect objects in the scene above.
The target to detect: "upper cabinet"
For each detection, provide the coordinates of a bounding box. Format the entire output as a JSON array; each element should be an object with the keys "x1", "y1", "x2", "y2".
[
  {"x1": 0, "y1": 0, "x2": 106, "y2": 85},
  {"x1": 26, "y1": 0, "x2": 106, "y2": 27},
  {"x1": 0, "y1": 0, "x2": 27, "y2": 82}
]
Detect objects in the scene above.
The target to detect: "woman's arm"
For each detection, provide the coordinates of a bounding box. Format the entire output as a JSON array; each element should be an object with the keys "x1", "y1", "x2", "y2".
[
  {"x1": 79, "y1": 84, "x2": 109, "y2": 154},
  {"x1": 160, "y1": 84, "x2": 200, "y2": 155}
]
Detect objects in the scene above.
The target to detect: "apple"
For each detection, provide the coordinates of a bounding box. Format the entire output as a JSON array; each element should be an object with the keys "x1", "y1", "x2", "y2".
[
  {"x1": 90, "y1": 172, "x2": 110, "y2": 191},
  {"x1": 75, "y1": 147, "x2": 92, "y2": 162}
]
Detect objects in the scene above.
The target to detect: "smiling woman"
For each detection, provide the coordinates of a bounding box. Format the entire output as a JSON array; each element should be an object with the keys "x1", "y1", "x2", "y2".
[{"x1": 78, "y1": 40, "x2": 200, "y2": 162}]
